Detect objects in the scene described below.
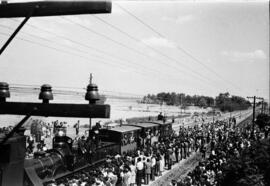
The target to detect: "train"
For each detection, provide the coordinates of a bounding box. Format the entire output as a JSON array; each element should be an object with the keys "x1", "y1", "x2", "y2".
[
  {"x1": 23, "y1": 120, "x2": 173, "y2": 185},
  {"x1": 0, "y1": 110, "x2": 173, "y2": 186}
]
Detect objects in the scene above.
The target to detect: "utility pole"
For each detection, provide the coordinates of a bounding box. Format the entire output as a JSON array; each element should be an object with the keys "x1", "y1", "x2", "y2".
[
  {"x1": 230, "y1": 101, "x2": 232, "y2": 120},
  {"x1": 247, "y1": 96, "x2": 264, "y2": 138},
  {"x1": 180, "y1": 94, "x2": 183, "y2": 115},
  {"x1": 89, "y1": 73, "x2": 93, "y2": 130},
  {"x1": 261, "y1": 100, "x2": 264, "y2": 114},
  {"x1": 213, "y1": 99, "x2": 215, "y2": 123}
]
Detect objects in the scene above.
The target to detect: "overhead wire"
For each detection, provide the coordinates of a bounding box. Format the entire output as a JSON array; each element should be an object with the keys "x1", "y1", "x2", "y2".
[
  {"x1": 5, "y1": 16, "x2": 220, "y2": 93},
  {"x1": 0, "y1": 24, "x2": 88, "y2": 54},
  {"x1": 0, "y1": 31, "x2": 157, "y2": 79},
  {"x1": 91, "y1": 14, "x2": 222, "y2": 89},
  {"x1": 0, "y1": 23, "x2": 174, "y2": 80},
  {"x1": 8, "y1": 18, "x2": 185, "y2": 81},
  {"x1": 0, "y1": 11, "x2": 252, "y2": 97},
  {"x1": 9, "y1": 83, "x2": 145, "y2": 98},
  {"x1": 8, "y1": 18, "x2": 221, "y2": 89},
  {"x1": 62, "y1": 16, "x2": 206, "y2": 79},
  {"x1": 116, "y1": 3, "x2": 244, "y2": 93},
  {"x1": 62, "y1": 16, "x2": 219, "y2": 91}
]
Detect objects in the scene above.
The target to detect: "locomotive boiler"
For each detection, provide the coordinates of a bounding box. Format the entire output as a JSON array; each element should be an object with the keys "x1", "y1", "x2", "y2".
[{"x1": 24, "y1": 134, "x2": 74, "y2": 185}]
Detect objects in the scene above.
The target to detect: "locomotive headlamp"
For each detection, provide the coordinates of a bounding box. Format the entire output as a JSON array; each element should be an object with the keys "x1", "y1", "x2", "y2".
[
  {"x1": 58, "y1": 130, "x2": 65, "y2": 137},
  {"x1": 39, "y1": 84, "x2": 53, "y2": 103},
  {"x1": 0, "y1": 82, "x2": 10, "y2": 102},
  {"x1": 85, "y1": 83, "x2": 100, "y2": 104}
]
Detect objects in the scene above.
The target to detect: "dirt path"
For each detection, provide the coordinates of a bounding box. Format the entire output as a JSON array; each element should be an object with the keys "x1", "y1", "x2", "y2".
[{"x1": 149, "y1": 151, "x2": 202, "y2": 186}]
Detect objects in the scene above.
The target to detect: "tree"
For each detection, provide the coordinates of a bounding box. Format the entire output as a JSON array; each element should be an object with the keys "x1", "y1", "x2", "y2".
[
  {"x1": 185, "y1": 95, "x2": 192, "y2": 105},
  {"x1": 141, "y1": 91, "x2": 250, "y2": 111},
  {"x1": 198, "y1": 97, "x2": 207, "y2": 108},
  {"x1": 215, "y1": 92, "x2": 250, "y2": 112},
  {"x1": 256, "y1": 113, "x2": 270, "y2": 130},
  {"x1": 221, "y1": 139, "x2": 270, "y2": 186}
]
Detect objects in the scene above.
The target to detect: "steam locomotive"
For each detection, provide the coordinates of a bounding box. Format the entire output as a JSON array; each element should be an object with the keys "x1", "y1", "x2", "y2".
[{"x1": 24, "y1": 130, "x2": 120, "y2": 186}]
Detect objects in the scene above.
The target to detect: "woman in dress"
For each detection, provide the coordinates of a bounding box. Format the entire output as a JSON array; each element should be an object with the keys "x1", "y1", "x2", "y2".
[
  {"x1": 129, "y1": 160, "x2": 136, "y2": 186},
  {"x1": 159, "y1": 153, "x2": 165, "y2": 176},
  {"x1": 121, "y1": 168, "x2": 131, "y2": 186}
]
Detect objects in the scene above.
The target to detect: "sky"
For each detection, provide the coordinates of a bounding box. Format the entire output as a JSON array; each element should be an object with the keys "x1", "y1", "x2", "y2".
[{"x1": 0, "y1": 0, "x2": 269, "y2": 101}]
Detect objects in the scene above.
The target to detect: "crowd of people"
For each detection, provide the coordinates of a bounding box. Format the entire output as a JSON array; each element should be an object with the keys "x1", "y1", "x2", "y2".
[
  {"x1": 176, "y1": 119, "x2": 267, "y2": 186},
  {"x1": 25, "y1": 119, "x2": 68, "y2": 156},
  {"x1": 47, "y1": 116, "x2": 226, "y2": 186},
  {"x1": 9, "y1": 112, "x2": 263, "y2": 186},
  {"x1": 0, "y1": 125, "x2": 13, "y2": 133}
]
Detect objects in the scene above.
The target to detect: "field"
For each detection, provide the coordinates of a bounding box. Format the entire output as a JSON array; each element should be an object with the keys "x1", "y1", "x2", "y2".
[{"x1": 0, "y1": 91, "x2": 213, "y2": 129}]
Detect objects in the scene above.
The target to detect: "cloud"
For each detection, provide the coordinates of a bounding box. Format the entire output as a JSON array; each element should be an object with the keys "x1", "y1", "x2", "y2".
[
  {"x1": 221, "y1": 50, "x2": 267, "y2": 62},
  {"x1": 141, "y1": 37, "x2": 176, "y2": 48},
  {"x1": 162, "y1": 14, "x2": 195, "y2": 24}
]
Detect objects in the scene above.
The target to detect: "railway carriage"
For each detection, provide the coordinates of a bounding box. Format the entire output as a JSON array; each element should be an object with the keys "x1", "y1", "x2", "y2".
[
  {"x1": 99, "y1": 125, "x2": 141, "y2": 155},
  {"x1": 150, "y1": 121, "x2": 173, "y2": 140},
  {"x1": 126, "y1": 122, "x2": 160, "y2": 147}
]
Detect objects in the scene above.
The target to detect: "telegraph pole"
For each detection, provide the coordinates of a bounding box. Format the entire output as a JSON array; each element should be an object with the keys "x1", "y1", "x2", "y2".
[
  {"x1": 89, "y1": 73, "x2": 93, "y2": 130},
  {"x1": 212, "y1": 99, "x2": 215, "y2": 123},
  {"x1": 247, "y1": 96, "x2": 264, "y2": 138},
  {"x1": 261, "y1": 100, "x2": 264, "y2": 114}
]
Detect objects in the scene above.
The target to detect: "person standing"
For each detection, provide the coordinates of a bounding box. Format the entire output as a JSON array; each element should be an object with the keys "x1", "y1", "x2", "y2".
[
  {"x1": 183, "y1": 141, "x2": 187, "y2": 159},
  {"x1": 144, "y1": 159, "x2": 151, "y2": 185},
  {"x1": 168, "y1": 149, "x2": 173, "y2": 170},
  {"x1": 74, "y1": 120, "x2": 80, "y2": 136},
  {"x1": 151, "y1": 156, "x2": 156, "y2": 181},
  {"x1": 136, "y1": 158, "x2": 144, "y2": 186},
  {"x1": 165, "y1": 148, "x2": 169, "y2": 168},
  {"x1": 157, "y1": 112, "x2": 164, "y2": 121},
  {"x1": 200, "y1": 145, "x2": 206, "y2": 159},
  {"x1": 159, "y1": 153, "x2": 165, "y2": 176},
  {"x1": 175, "y1": 145, "x2": 179, "y2": 163},
  {"x1": 129, "y1": 160, "x2": 136, "y2": 186},
  {"x1": 121, "y1": 168, "x2": 131, "y2": 186},
  {"x1": 180, "y1": 142, "x2": 183, "y2": 160},
  {"x1": 155, "y1": 154, "x2": 161, "y2": 176}
]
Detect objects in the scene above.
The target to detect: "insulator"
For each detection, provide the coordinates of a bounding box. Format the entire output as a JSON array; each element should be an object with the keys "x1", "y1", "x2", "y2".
[
  {"x1": 85, "y1": 83, "x2": 100, "y2": 104},
  {"x1": 39, "y1": 84, "x2": 53, "y2": 103},
  {"x1": 0, "y1": 82, "x2": 10, "y2": 102}
]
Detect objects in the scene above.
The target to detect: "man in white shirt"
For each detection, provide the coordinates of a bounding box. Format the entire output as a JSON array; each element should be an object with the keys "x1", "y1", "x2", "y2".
[
  {"x1": 151, "y1": 156, "x2": 156, "y2": 181},
  {"x1": 136, "y1": 158, "x2": 144, "y2": 186}
]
